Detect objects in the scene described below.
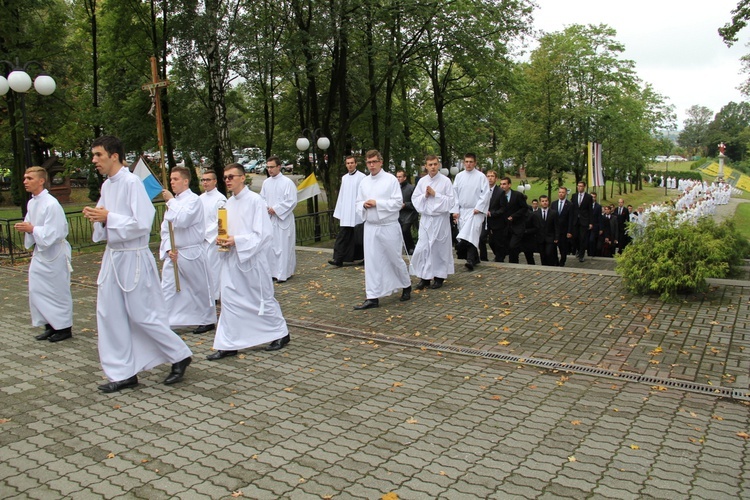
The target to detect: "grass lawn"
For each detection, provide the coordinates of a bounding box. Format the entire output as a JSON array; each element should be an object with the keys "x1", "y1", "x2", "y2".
[{"x1": 734, "y1": 202, "x2": 750, "y2": 242}]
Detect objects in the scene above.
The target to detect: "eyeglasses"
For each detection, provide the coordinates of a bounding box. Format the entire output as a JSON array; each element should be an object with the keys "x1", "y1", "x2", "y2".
[
  {"x1": 200, "y1": 178, "x2": 215, "y2": 182},
  {"x1": 224, "y1": 174, "x2": 242, "y2": 181},
  {"x1": 366, "y1": 160, "x2": 381, "y2": 165}
]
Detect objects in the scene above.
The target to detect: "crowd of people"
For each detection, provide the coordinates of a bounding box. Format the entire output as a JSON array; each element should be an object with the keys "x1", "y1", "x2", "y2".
[{"x1": 16, "y1": 144, "x2": 730, "y2": 393}]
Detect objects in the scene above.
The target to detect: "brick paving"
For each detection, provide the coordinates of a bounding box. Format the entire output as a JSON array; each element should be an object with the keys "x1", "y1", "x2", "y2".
[{"x1": 0, "y1": 246, "x2": 748, "y2": 499}]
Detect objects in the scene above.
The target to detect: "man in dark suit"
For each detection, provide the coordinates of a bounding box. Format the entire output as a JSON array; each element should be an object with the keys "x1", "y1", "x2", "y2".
[
  {"x1": 485, "y1": 171, "x2": 505, "y2": 261},
  {"x1": 551, "y1": 186, "x2": 572, "y2": 266},
  {"x1": 490, "y1": 176, "x2": 528, "y2": 263},
  {"x1": 532, "y1": 195, "x2": 559, "y2": 266},
  {"x1": 614, "y1": 198, "x2": 630, "y2": 254},
  {"x1": 598, "y1": 205, "x2": 618, "y2": 257},
  {"x1": 570, "y1": 181, "x2": 593, "y2": 262},
  {"x1": 588, "y1": 192, "x2": 602, "y2": 258},
  {"x1": 396, "y1": 170, "x2": 418, "y2": 255}
]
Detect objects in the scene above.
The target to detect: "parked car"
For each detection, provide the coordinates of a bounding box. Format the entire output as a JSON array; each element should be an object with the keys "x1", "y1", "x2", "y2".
[{"x1": 281, "y1": 160, "x2": 293, "y2": 173}]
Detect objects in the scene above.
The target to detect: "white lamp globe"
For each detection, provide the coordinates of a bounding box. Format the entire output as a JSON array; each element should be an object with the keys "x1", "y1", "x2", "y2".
[
  {"x1": 450, "y1": 166, "x2": 458, "y2": 176},
  {"x1": 316, "y1": 136, "x2": 330, "y2": 151},
  {"x1": 0, "y1": 76, "x2": 8, "y2": 96},
  {"x1": 440, "y1": 168, "x2": 449, "y2": 176},
  {"x1": 8, "y1": 70, "x2": 32, "y2": 93},
  {"x1": 296, "y1": 137, "x2": 310, "y2": 152},
  {"x1": 524, "y1": 182, "x2": 531, "y2": 191},
  {"x1": 34, "y1": 75, "x2": 56, "y2": 96},
  {"x1": 517, "y1": 184, "x2": 526, "y2": 193}
]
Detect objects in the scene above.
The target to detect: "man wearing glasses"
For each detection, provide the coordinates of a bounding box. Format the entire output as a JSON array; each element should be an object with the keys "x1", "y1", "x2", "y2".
[
  {"x1": 353, "y1": 150, "x2": 412, "y2": 310},
  {"x1": 208, "y1": 163, "x2": 290, "y2": 360},
  {"x1": 199, "y1": 170, "x2": 226, "y2": 305},
  {"x1": 260, "y1": 156, "x2": 298, "y2": 283}
]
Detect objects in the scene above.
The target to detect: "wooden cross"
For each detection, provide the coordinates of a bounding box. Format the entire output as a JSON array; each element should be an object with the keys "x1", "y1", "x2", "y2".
[{"x1": 142, "y1": 56, "x2": 180, "y2": 291}]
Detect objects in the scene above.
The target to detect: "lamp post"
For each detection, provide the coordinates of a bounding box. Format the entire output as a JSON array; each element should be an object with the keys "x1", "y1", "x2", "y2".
[
  {"x1": 0, "y1": 59, "x2": 56, "y2": 168},
  {"x1": 0, "y1": 59, "x2": 56, "y2": 216},
  {"x1": 296, "y1": 128, "x2": 330, "y2": 242}
]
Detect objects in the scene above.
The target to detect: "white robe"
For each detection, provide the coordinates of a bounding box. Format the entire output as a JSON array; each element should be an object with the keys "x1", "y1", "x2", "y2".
[
  {"x1": 92, "y1": 167, "x2": 192, "y2": 382},
  {"x1": 260, "y1": 173, "x2": 298, "y2": 281},
  {"x1": 333, "y1": 170, "x2": 366, "y2": 227},
  {"x1": 213, "y1": 187, "x2": 288, "y2": 350},
  {"x1": 200, "y1": 188, "x2": 227, "y2": 299},
  {"x1": 160, "y1": 189, "x2": 216, "y2": 328},
  {"x1": 24, "y1": 189, "x2": 73, "y2": 330},
  {"x1": 451, "y1": 169, "x2": 490, "y2": 248},
  {"x1": 409, "y1": 173, "x2": 455, "y2": 280},
  {"x1": 356, "y1": 170, "x2": 411, "y2": 299}
]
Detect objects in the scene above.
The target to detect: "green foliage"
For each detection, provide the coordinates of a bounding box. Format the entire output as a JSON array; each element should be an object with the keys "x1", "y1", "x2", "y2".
[{"x1": 616, "y1": 213, "x2": 749, "y2": 301}]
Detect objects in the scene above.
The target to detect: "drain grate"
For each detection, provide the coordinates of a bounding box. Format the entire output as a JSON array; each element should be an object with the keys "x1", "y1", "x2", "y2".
[{"x1": 288, "y1": 318, "x2": 750, "y2": 402}]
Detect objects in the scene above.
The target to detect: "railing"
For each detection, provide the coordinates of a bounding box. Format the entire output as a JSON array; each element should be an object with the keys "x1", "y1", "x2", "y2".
[{"x1": 0, "y1": 205, "x2": 338, "y2": 263}]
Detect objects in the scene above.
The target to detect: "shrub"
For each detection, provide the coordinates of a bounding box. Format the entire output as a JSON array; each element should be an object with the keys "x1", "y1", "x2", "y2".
[{"x1": 615, "y1": 213, "x2": 748, "y2": 301}]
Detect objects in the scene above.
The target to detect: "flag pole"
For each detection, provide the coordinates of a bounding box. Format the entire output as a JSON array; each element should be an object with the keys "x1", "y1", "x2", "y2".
[{"x1": 143, "y1": 56, "x2": 180, "y2": 291}]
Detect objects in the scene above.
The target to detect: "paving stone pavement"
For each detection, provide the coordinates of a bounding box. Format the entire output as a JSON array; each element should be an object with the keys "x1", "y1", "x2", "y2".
[{"x1": 0, "y1": 246, "x2": 748, "y2": 499}]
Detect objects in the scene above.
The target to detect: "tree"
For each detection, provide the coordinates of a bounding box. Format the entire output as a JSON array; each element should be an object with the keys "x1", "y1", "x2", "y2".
[{"x1": 678, "y1": 105, "x2": 713, "y2": 157}]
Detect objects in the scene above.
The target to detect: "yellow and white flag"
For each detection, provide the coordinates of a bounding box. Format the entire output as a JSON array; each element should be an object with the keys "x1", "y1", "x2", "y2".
[{"x1": 297, "y1": 172, "x2": 321, "y2": 202}]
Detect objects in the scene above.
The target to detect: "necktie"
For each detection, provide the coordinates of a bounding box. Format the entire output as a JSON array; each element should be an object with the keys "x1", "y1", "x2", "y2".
[
  {"x1": 543, "y1": 210, "x2": 546, "y2": 221},
  {"x1": 579, "y1": 194, "x2": 583, "y2": 205}
]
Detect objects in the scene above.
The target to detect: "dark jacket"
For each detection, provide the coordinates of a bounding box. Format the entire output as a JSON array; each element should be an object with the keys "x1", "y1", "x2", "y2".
[
  {"x1": 551, "y1": 198, "x2": 572, "y2": 236},
  {"x1": 399, "y1": 181, "x2": 418, "y2": 225},
  {"x1": 492, "y1": 188, "x2": 528, "y2": 235},
  {"x1": 571, "y1": 191, "x2": 593, "y2": 228},
  {"x1": 533, "y1": 207, "x2": 559, "y2": 244}
]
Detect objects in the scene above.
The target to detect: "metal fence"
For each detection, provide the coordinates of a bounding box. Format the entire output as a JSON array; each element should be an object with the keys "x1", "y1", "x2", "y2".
[{"x1": 0, "y1": 205, "x2": 337, "y2": 263}]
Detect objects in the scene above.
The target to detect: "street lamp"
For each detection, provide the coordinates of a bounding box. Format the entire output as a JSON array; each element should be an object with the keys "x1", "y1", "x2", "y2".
[
  {"x1": 296, "y1": 128, "x2": 330, "y2": 241},
  {"x1": 0, "y1": 59, "x2": 57, "y2": 170}
]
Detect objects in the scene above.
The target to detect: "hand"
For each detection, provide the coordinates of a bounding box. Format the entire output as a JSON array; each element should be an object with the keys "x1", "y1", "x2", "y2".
[
  {"x1": 217, "y1": 236, "x2": 235, "y2": 248},
  {"x1": 83, "y1": 206, "x2": 109, "y2": 223},
  {"x1": 14, "y1": 222, "x2": 33, "y2": 233},
  {"x1": 162, "y1": 189, "x2": 174, "y2": 201},
  {"x1": 168, "y1": 249, "x2": 178, "y2": 263},
  {"x1": 363, "y1": 199, "x2": 376, "y2": 208},
  {"x1": 588, "y1": 224, "x2": 593, "y2": 230},
  {"x1": 267, "y1": 206, "x2": 276, "y2": 216},
  {"x1": 426, "y1": 186, "x2": 435, "y2": 197},
  {"x1": 452, "y1": 213, "x2": 459, "y2": 222},
  {"x1": 473, "y1": 209, "x2": 482, "y2": 214}
]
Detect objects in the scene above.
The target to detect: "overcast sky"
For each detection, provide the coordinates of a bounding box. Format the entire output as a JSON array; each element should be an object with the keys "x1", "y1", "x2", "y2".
[{"x1": 531, "y1": 0, "x2": 748, "y2": 128}]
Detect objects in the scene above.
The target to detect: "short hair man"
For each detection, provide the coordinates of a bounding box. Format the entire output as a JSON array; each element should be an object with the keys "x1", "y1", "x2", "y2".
[
  {"x1": 83, "y1": 136, "x2": 192, "y2": 393},
  {"x1": 210, "y1": 163, "x2": 290, "y2": 357},
  {"x1": 451, "y1": 153, "x2": 490, "y2": 271},
  {"x1": 329, "y1": 155, "x2": 366, "y2": 267},
  {"x1": 260, "y1": 155, "x2": 298, "y2": 282},
  {"x1": 14, "y1": 167, "x2": 73, "y2": 342},
  {"x1": 396, "y1": 169, "x2": 418, "y2": 255},
  {"x1": 410, "y1": 154, "x2": 455, "y2": 290},
  {"x1": 199, "y1": 169, "x2": 227, "y2": 301},
  {"x1": 160, "y1": 166, "x2": 217, "y2": 334},
  {"x1": 532, "y1": 195, "x2": 559, "y2": 266},
  {"x1": 493, "y1": 176, "x2": 528, "y2": 264},
  {"x1": 551, "y1": 186, "x2": 573, "y2": 266},
  {"x1": 571, "y1": 181, "x2": 593, "y2": 262},
  {"x1": 353, "y1": 150, "x2": 412, "y2": 309}
]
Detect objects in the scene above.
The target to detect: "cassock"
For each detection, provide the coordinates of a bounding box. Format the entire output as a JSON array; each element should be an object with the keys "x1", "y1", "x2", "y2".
[
  {"x1": 356, "y1": 170, "x2": 411, "y2": 299},
  {"x1": 452, "y1": 169, "x2": 490, "y2": 248},
  {"x1": 213, "y1": 186, "x2": 288, "y2": 350},
  {"x1": 92, "y1": 167, "x2": 192, "y2": 382},
  {"x1": 260, "y1": 173, "x2": 298, "y2": 281},
  {"x1": 24, "y1": 189, "x2": 73, "y2": 330},
  {"x1": 200, "y1": 187, "x2": 227, "y2": 299},
  {"x1": 160, "y1": 189, "x2": 216, "y2": 328},
  {"x1": 332, "y1": 170, "x2": 366, "y2": 263},
  {"x1": 409, "y1": 172, "x2": 455, "y2": 280}
]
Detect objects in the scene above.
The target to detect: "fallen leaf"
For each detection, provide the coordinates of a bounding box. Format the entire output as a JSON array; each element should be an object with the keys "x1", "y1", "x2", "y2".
[
  {"x1": 141, "y1": 459, "x2": 149, "y2": 463},
  {"x1": 325, "y1": 334, "x2": 336, "y2": 338},
  {"x1": 112, "y1": 405, "x2": 121, "y2": 410},
  {"x1": 491, "y1": 395, "x2": 502, "y2": 400},
  {"x1": 283, "y1": 387, "x2": 294, "y2": 392},
  {"x1": 381, "y1": 493, "x2": 399, "y2": 500},
  {"x1": 445, "y1": 315, "x2": 454, "y2": 320},
  {"x1": 712, "y1": 414, "x2": 724, "y2": 421},
  {"x1": 439, "y1": 471, "x2": 446, "y2": 476},
  {"x1": 106, "y1": 453, "x2": 115, "y2": 459},
  {"x1": 392, "y1": 382, "x2": 404, "y2": 388},
  {"x1": 406, "y1": 417, "x2": 418, "y2": 424},
  {"x1": 568, "y1": 456, "x2": 576, "y2": 462},
  {"x1": 498, "y1": 340, "x2": 510, "y2": 346},
  {"x1": 570, "y1": 420, "x2": 581, "y2": 426},
  {"x1": 231, "y1": 491, "x2": 243, "y2": 498},
  {"x1": 737, "y1": 432, "x2": 750, "y2": 440},
  {"x1": 629, "y1": 444, "x2": 640, "y2": 450}
]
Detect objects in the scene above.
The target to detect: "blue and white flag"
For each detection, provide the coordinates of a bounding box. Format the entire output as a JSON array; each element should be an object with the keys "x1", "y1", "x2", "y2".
[{"x1": 131, "y1": 156, "x2": 163, "y2": 200}]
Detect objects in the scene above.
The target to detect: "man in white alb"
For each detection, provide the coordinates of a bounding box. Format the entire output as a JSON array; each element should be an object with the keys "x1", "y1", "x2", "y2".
[
  {"x1": 83, "y1": 136, "x2": 192, "y2": 393},
  {"x1": 329, "y1": 155, "x2": 365, "y2": 267},
  {"x1": 260, "y1": 155, "x2": 298, "y2": 283},
  {"x1": 353, "y1": 150, "x2": 412, "y2": 310},
  {"x1": 410, "y1": 155, "x2": 455, "y2": 290},
  {"x1": 209, "y1": 163, "x2": 290, "y2": 359},
  {"x1": 160, "y1": 166, "x2": 217, "y2": 334},
  {"x1": 199, "y1": 169, "x2": 226, "y2": 303},
  {"x1": 452, "y1": 153, "x2": 490, "y2": 271},
  {"x1": 14, "y1": 166, "x2": 73, "y2": 342}
]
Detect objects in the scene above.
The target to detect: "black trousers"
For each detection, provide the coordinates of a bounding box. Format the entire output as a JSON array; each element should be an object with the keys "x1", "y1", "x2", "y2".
[{"x1": 332, "y1": 224, "x2": 364, "y2": 263}]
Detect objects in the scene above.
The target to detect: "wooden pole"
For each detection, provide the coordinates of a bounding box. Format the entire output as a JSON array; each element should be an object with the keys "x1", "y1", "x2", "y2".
[{"x1": 142, "y1": 56, "x2": 180, "y2": 291}]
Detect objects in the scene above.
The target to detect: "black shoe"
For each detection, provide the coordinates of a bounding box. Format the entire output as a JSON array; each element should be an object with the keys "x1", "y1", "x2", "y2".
[
  {"x1": 430, "y1": 278, "x2": 444, "y2": 289},
  {"x1": 465, "y1": 262, "x2": 474, "y2": 271},
  {"x1": 48, "y1": 328, "x2": 72, "y2": 343},
  {"x1": 164, "y1": 356, "x2": 192, "y2": 385},
  {"x1": 35, "y1": 325, "x2": 54, "y2": 341},
  {"x1": 415, "y1": 279, "x2": 431, "y2": 291},
  {"x1": 354, "y1": 299, "x2": 379, "y2": 310},
  {"x1": 98, "y1": 375, "x2": 138, "y2": 393},
  {"x1": 266, "y1": 334, "x2": 291, "y2": 351},
  {"x1": 328, "y1": 259, "x2": 343, "y2": 267},
  {"x1": 400, "y1": 286, "x2": 412, "y2": 302},
  {"x1": 192, "y1": 324, "x2": 215, "y2": 335},
  {"x1": 206, "y1": 350, "x2": 238, "y2": 360}
]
